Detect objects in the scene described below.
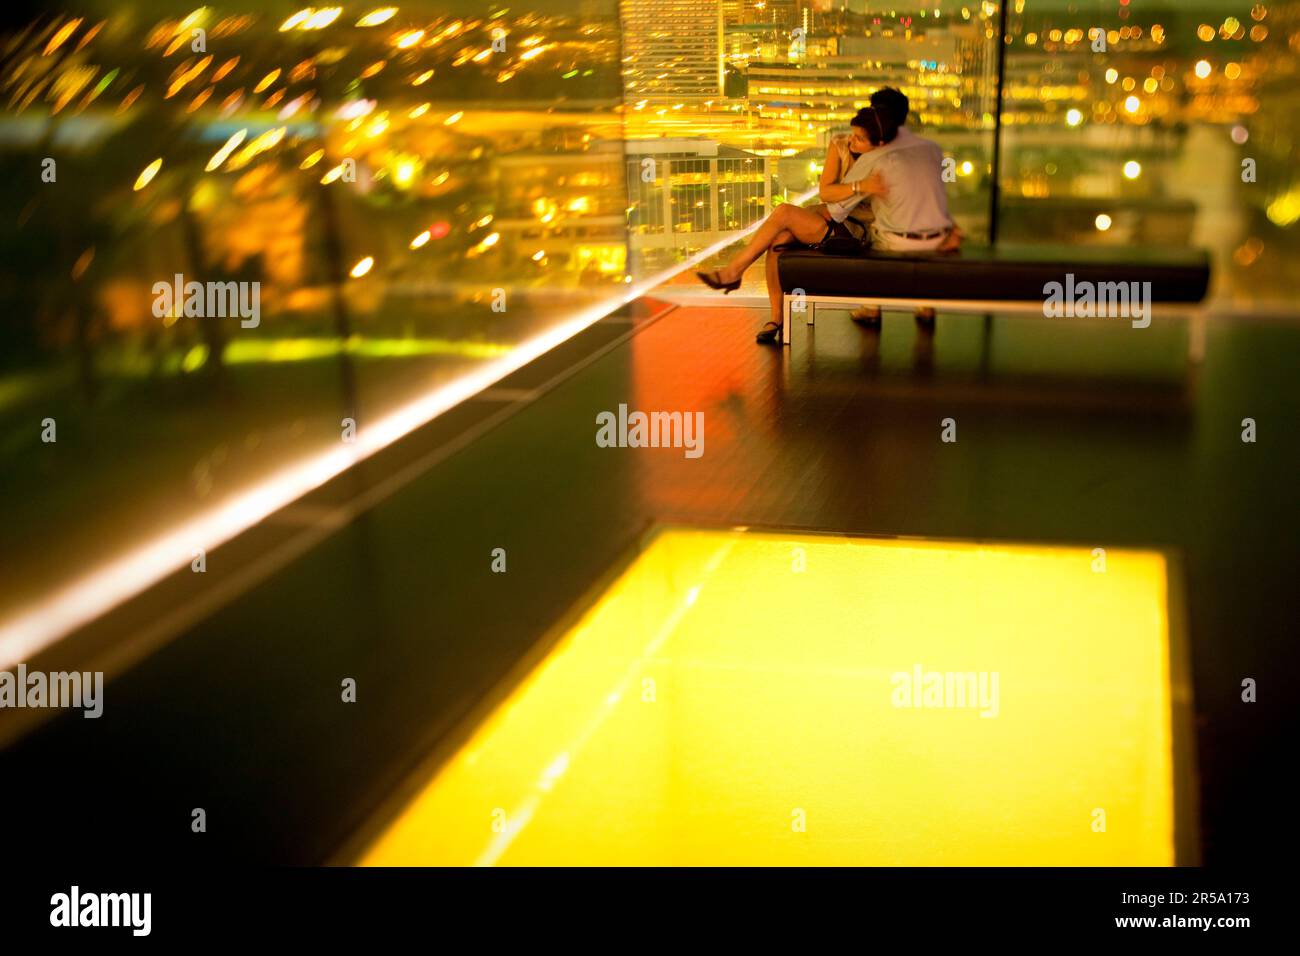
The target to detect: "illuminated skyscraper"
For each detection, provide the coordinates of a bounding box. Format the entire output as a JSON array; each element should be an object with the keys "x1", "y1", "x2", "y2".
[
  {"x1": 621, "y1": 0, "x2": 724, "y2": 101},
  {"x1": 759, "y1": 0, "x2": 799, "y2": 28}
]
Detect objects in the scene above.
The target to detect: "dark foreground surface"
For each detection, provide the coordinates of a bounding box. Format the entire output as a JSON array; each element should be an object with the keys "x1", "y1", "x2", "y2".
[{"x1": 2, "y1": 299, "x2": 1295, "y2": 868}]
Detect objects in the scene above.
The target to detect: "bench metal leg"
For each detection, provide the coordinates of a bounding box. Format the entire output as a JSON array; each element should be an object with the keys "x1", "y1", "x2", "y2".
[{"x1": 782, "y1": 295, "x2": 791, "y2": 347}]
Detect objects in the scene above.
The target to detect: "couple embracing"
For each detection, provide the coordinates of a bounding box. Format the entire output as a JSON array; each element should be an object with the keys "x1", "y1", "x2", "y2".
[{"x1": 696, "y1": 87, "x2": 960, "y2": 344}]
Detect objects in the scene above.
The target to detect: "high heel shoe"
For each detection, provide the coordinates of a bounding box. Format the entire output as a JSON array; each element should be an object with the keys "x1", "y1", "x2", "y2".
[{"x1": 695, "y1": 270, "x2": 741, "y2": 294}]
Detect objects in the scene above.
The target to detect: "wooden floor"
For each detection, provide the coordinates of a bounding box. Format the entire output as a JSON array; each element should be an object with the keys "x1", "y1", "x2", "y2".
[{"x1": 3, "y1": 298, "x2": 1296, "y2": 867}]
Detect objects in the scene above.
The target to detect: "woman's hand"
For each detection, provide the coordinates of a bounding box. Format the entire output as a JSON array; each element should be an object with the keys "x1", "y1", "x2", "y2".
[{"x1": 860, "y1": 171, "x2": 889, "y2": 199}]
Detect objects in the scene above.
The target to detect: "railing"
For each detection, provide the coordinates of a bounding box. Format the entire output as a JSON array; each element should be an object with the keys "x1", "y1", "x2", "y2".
[{"x1": 624, "y1": 156, "x2": 775, "y2": 258}]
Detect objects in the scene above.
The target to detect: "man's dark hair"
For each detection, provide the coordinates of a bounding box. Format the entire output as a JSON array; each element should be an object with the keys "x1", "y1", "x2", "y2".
[
  {"x1": 850, "y1": 105, "x2": 899, "y2": 146},
  {"x1": 869, "y1": 86, "x2": 910, "y2": 127}
]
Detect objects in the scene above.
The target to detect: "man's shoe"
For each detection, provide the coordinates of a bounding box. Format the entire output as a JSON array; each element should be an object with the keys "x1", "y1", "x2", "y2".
[{"x1": 850, "y1": 306, "x2": 882, "y2": 329}]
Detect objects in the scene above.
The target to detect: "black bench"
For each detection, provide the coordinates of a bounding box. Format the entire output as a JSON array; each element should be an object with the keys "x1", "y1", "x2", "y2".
[{"x1": 777, "y1": 243, "x2": 1212, "y2": 359}]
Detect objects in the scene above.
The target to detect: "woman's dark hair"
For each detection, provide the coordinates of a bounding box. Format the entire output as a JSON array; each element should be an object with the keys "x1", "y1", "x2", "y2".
[{"x1": 850, "y1": 105, "x2": 899, "y2": 146}]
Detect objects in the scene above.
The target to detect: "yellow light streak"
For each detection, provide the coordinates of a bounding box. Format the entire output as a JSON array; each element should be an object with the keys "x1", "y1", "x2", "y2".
[
  {"x1": 44, "y1": 19, "x2": 83, "y2": 56},
  {"x1": 133, "y1": 158, "x2": 163, "y2": 191},
  {"x1": 356, "y1": 8, "x2": 398, "y2": 27},
  {"x1": 205, "y1": 129, "x2": 247, "y2": 171}
]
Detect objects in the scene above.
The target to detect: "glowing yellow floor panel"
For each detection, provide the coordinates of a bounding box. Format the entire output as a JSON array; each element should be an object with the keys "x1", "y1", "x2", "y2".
[{"x1": 361, "y1": 528, "x2": 1180, "y2": 866}]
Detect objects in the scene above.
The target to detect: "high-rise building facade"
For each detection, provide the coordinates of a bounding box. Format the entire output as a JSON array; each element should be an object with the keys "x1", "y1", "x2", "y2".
[{"x1": 621, "y1": 0, "x2": 725, "y2": 101}]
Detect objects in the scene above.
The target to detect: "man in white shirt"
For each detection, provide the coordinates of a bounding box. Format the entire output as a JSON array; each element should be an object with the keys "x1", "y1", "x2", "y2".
[{"x1": 828, "y1": 126, "x2": 954, "y2": 250}]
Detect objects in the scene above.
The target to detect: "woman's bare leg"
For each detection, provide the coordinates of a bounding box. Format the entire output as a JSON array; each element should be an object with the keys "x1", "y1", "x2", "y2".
[
  {"x1": 717, "y1": 203, "x2": 830, "y2": 284},
  {"x1": 764, "y1": 230, "x2": 793, "y2": 323}
]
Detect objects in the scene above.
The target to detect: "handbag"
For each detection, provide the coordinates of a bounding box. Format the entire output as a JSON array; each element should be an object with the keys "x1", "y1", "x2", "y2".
[{"x1": 817, "y1": 213, "x2": 872, "y2": 256}]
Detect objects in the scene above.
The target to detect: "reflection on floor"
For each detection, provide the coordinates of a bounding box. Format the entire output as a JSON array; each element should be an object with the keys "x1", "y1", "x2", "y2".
[{"x1": 362, "y1": 527, "x2": 1179, "y2": 866}]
